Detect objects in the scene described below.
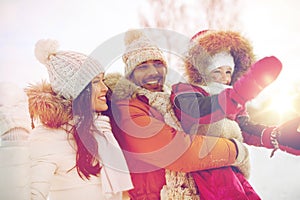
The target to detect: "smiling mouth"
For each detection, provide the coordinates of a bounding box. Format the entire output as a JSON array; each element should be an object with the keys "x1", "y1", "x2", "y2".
[
  {"x1": 142, "y1": 80, "x2": 163, "y2": 91},
  {"x1": 98, "y1": 96, "x2": 106, "y2": 101},
  {"x1": 145, "y1": 80, "x2": 159, "y2": 85},
  {"x1": 144, "y1": 80, "x2": 162, "y2": 88}
]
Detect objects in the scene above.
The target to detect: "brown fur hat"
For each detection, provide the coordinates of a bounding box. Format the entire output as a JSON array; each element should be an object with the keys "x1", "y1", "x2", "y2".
[
  {"x1": 185, "y1": 30, "x2": 256, "y2": 85},
  {"x1": 25, "y1": 80, "x2": 72, "y2": 128}
]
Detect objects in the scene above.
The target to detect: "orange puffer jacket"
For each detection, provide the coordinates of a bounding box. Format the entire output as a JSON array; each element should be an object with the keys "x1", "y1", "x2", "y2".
[{"x1": 107, "y1": 95, "x2": 238, "y2": 199}]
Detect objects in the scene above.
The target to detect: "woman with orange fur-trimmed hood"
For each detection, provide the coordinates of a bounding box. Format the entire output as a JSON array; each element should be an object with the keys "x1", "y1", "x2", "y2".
[{"x1": 26, "y1": 39, "x2": 132, "y2": 200}]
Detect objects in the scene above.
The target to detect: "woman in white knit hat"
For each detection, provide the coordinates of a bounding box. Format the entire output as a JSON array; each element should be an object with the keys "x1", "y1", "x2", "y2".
[
  {"x1": 26, "y1": 39, "x2": 132, "y2": 200},
  {"x1": 0, "y1": 82, "x2": 32, "y2": 200}
]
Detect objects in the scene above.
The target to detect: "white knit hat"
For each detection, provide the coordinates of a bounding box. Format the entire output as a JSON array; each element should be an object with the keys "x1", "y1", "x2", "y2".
[
  {"x1": 205, "y1": 51, "x2": 235, "y2": 75},
  {"x1": 122, "y1": 29, "x2": 167, "y2": 77},
  {"x1": 0, "y1": 82, "x2": 31, "y2": 136},
  {"x1": 34, "y1": 39, "x2": 104, "y2": 99}
]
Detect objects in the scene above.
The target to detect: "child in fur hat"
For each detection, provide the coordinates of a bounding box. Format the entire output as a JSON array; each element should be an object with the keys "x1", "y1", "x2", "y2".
[
  {"x1": 0, "y1": 82, "x2": 31, "y2": 200},
  {"x1": 26, "y1": 39, "x2": 132, "y2": 200},
  {"x1": 171, "y1": 30, "x2": 300, "y2": 200}
]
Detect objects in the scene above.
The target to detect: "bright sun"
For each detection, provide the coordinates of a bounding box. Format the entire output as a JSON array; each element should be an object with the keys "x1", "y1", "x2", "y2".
[
  {"x1": 250, "y1": 79, "x2": 299, "y2": 123},
  {"x1": 269, "y1": 94, "x2": 295, "y2": 115}
]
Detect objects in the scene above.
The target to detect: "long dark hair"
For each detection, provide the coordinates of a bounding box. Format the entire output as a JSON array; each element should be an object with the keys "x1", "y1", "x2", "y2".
[{"x1": 72, "y1": 83, "x2": 101, "y2": 179}]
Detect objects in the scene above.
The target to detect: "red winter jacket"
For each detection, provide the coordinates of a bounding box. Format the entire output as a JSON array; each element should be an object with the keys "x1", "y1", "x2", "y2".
[
  {"x1": 171, "y1": 82, "x2": 268, "y2": 147},
  {"x1": 171, "y1": 82, "x2": 262, "y2": 200}
]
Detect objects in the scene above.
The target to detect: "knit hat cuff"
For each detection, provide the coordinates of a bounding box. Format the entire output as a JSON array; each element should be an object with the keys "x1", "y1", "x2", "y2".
[
  {"x1": 124, "y1": 49, "x2": 166, "y2": 77},
  {"x1": 0, "y1": 104, "x2": 31, "y2": 136},
  {"x1": 206, "y1": 52, "x2": 235, "y2": 75}
]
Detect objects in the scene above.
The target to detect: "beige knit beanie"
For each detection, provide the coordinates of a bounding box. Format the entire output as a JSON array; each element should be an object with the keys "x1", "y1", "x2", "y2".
[
  {"x1": 34, "y1": 39, "x2": 104, "y2": 99},
  {"x1": 122, "y1": 29, "x2": 167, "y2": 78}
]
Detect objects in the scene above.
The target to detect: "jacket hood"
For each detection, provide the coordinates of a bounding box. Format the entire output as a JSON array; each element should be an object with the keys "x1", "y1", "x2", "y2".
[
  {"x1": 25, "y1": 80, "x2": 72, "y2": 128},
  {"x1": 185, "y1": 30, "x2": 256, "y2": 85}
]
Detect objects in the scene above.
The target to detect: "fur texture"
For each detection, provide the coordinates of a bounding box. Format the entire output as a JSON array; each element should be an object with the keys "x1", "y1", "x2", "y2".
[
  {"x1": 104, "y1": 73, "x2": 200, "y2": 199},
  {"x1": 25, "y1": 80, "x2": 72, "y2": 128},
  {"x1": 104, "y1": 72, "x2": 139, "y2": 100},
  {"x1": 185, "y1": 30, "x2": 256, "y2": 85}
]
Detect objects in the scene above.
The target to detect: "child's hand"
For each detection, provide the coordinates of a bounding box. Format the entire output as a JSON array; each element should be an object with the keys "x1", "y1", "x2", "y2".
[
  {"x1": 276, "y1": 117, "x2": 300, "y2": 151},
  {"x1": 230, "y1": 56, "x2": 282, "y2": 105},
  {"x1": 261, "y1": 116, "x2": 300, "y2": 156},
  {"x1": 217, "y1": 56, "x2": 282, "y2": 119}
]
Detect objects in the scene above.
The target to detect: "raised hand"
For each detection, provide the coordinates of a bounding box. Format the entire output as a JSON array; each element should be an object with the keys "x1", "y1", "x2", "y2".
[
  {"x1": 218, "y1": 56, "x2": 282, "y2": 117},
  {"x1": 262, "y1": 117, "x2": 300, "y2": 156}
]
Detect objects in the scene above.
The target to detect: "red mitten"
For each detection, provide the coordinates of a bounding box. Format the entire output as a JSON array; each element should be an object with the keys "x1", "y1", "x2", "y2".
[
  {"x1": 218, "y1": 89, "x2": 245, "y2": 120},
  {"x1": 261, "y1": 117, "x2": 300, "y2": 156},
  {"x1": 218, "y1": 56, "x2": 282, "y2": 117},
  {"x1": 230, "y1": 56, "x2": 282, "y2": 105}
]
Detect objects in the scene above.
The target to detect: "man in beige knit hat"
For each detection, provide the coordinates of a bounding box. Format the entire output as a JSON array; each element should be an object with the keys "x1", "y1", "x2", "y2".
[{"x1": 104, "y1": 28, "x2": 254, "y2": 199}]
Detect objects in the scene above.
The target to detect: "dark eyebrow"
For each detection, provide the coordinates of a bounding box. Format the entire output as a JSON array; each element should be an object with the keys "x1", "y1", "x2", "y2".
[
  {"x1": 153, "y1": 60, "x2": 164, "y2": 63},
  {"x1": 139, "y1": 61, "x2": 148, "y2": 65}
]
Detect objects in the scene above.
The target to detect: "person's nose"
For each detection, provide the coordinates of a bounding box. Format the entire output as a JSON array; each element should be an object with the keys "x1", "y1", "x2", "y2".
[
  {"x1": 100, "y1": 82, "x2": 108, "y2": 93},
  {"x1": 219, "y1": 72, "x2": 229, "y2": 84},
  {"x1": 220, "y1": 71, "x2": 226, "y2": 79},
  {"x1": 225, "y1": 74, "x2": 230, "y2": 82},
  {"x1": 146, "y1": 64, "x2": 159, "y2": 75}
]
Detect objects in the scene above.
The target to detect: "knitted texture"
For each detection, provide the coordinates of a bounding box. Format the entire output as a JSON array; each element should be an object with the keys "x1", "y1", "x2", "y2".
[
  {"x1": 34, "y1": 39, "x2": 104, "y2": 99},
  {"x1": 205, "y1": 52, "x2": 235, "y2": 75},
  {"x1": 137, "y1": 89, "x2": 200, "y2": 200},
  {"x1": 104, "y1": 73, "x2": 200, "y2": 199},
  {"x1": 122, "y1": 29, "x2": 167, "y2": 78},
  {"x1": 0, "y1": 82, "x2": 31, "y2": 136}
]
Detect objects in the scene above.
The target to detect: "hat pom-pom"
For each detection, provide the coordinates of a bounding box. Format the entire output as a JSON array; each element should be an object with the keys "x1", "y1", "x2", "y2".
[
  {"x1": 124, "y1": 29, "x2": 144, "y2": 46},
  {"x1": 34, "y1": 39, "x2": 59, "y2": 64}
]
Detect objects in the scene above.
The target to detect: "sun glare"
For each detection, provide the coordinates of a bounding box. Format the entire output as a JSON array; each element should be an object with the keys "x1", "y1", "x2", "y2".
[{"x1": 269, "y1": 95, "x2": 294, "y2": 115}]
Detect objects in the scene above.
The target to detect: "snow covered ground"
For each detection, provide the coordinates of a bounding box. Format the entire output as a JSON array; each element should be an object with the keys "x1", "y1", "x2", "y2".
[{"x1": 248, "y1": 146, "x2": 300, "y2": 199}]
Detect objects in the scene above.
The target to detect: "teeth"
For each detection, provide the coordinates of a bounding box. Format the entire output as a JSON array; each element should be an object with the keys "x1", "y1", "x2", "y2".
[
  {"x1": 146, "y1": 81, "x2": 158, "y2": 85},
  {"x1": 98, "y1": 96, "x2": 106, "y2": 101}
]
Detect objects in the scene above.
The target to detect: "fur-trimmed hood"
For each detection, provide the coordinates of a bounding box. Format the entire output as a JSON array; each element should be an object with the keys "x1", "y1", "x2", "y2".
[
  {"x1": 185, "y1": 30, "x2": 256, "y2": 85},
  {"x1": 25, "y1": 80, "x2": 72, "y2": 128},
  {"x1": 104, "y1": 72, "x2": 141, "y2": 101}
]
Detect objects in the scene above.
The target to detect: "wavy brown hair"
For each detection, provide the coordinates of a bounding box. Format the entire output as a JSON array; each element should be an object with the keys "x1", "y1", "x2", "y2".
[
  {"x1": 72, "y1": 82, "x2": 101, "y2": 179},
  {"x1": 26, "y1": 81, "x2": 101, "y2": 179}
]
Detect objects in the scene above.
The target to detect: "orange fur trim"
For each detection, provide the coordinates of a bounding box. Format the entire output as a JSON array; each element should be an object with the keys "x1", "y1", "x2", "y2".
[
  {"x1": 185, "y1": 30, "x2": 256, "y2": 85},
  {"x1": 25, "y1": 80, "x2": 72, "y2": 128}
]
